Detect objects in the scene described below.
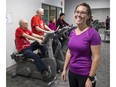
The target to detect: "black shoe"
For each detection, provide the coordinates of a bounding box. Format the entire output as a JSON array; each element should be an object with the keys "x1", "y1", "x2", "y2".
[{"x1": 42, "y1": 66, "x2": 52, "y2": 79}]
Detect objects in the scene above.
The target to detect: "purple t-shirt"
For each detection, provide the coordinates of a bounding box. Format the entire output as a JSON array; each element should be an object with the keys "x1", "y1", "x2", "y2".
[
  {"x1": 48, "y1": 23, "x2": 57, "y2": 31},
  {"x1": 68, "y1": 27, "x2": 101, "y2": 76}
]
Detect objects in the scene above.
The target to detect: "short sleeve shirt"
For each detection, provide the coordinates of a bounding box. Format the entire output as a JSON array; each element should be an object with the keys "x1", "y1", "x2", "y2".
[
  {"x1": 31, "y1": 15, "x2": 45, "y2": 36},
  {"x1": 48, "y1": 22, "x2": 57, "y2": 31},
  {"x1": 15, "y1": 27, "x2": 32, "y2": 52},
  {"x1": 68, "y1": 27, "x2": 101, "y2": 76},
  {"x1": 56, "y1": 18, "x2": 69, "y2": 29}
]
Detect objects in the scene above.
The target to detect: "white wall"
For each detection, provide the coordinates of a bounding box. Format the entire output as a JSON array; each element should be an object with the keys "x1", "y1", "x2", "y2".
[
  {"x1": 43, "y1": 0, "x2": 64, "y2": 8},
  {"x1": 6, "y1": 0, "x2": 64, "y2": 68},
  {"x1": 64, "y1": 0, "x2": 110, "y2": 26},
  {"x1": 91, "y1": 8, "x2": 110, "y2": 22}
]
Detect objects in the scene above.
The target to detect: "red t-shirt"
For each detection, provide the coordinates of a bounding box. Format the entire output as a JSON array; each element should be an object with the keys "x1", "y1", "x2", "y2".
[
  {"x1": 15, "y1": 27, "x2": 33, "y2": 52},
  {"x1": 31, "y1": 15, "x2": 45, "y2": 36}
]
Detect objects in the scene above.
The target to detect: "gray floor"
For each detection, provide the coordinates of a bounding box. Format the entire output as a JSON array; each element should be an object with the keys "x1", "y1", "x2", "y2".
[{"x1": 6, "y1": 28, "x2": 110, "y2": 87}]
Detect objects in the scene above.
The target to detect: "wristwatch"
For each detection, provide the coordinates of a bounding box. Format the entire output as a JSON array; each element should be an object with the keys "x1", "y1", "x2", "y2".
[{"x1": 88, "y1": 76, "x2": 97, "y2": 83}]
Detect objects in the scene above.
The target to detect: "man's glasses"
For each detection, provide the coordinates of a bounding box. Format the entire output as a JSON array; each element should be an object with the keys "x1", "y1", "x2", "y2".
[{"x1": 23, "y1": 23, "x2": 28, "y2": 25}]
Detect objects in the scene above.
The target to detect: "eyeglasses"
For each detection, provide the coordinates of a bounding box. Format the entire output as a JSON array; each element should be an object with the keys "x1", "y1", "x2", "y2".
[
  {"x1": 74, "y1": 11, "x2": 87, "y2": 15},
  {"x1": 23, "y1": 23, "x2": 28, "y2": 25}
]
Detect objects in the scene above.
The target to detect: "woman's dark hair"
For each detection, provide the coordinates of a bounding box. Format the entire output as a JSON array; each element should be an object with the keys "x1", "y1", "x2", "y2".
[
  {"x1": 60, "y1": 13, "x2": 65, "y2": 17},
  {"x1": 74, "y1": 2, "x2": 92, "y2": 26}
]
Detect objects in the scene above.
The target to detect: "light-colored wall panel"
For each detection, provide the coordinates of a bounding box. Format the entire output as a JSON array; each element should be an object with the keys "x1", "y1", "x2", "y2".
[
  {"x1": 6, "y1": 0, "x2": 64, "y2": 68},
  {"x1": 65, "y1": 0, "x2": 110, "y2": 26}
]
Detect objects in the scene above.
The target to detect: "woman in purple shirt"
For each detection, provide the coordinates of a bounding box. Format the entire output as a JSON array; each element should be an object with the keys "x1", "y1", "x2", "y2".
[
  {"x1": 48, "y1": 16, "x2": 57, "y2": 31},
  {"x1": 61, "y1": 2, "x2": 101, "y2": 87}
]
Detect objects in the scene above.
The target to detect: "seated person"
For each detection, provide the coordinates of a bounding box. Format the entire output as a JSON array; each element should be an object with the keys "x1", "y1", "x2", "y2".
[
  {"x1": 31, "y1": 8, "x2": 52, "y2": 36},
  {"x1": 56, "y1": 13, "x2": 70, "y2": 29},
  {"x1": 15, "y1": 19, "x2": 52, "y2": 78},
  {"x1": 48, "y1": 16, "x2": 57, "y2": 31}
]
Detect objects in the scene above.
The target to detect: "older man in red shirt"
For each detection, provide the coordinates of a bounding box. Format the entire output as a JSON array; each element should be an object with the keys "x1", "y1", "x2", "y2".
[
  {"x1": 15, "y1": 19, "x2": 52, "y2": 79},
  {"x1": 31, "y1": 8, "x2": 52, "y2": 36}
]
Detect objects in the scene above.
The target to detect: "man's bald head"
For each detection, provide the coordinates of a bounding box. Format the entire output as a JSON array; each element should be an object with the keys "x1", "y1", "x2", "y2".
[
  {"x1": 19, "y1": 19, "x2": 28, "y2": 29},
  {"x1": 19, "y1": 19, "x2": 28, "y2": 25}
]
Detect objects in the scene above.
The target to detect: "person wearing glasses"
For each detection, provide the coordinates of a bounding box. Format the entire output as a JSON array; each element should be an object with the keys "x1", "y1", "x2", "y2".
[
  {"x1": 15, "y1": 19, "x2": 52, "y2": 79},
  {"x1": 61, "y1": 2, "x2": 101, "y2": 87}
]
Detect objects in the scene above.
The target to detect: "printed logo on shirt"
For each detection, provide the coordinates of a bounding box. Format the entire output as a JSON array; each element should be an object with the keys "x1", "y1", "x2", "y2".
[{"x1": 40, "y1": 23, "x2": 44, "y2": 28}]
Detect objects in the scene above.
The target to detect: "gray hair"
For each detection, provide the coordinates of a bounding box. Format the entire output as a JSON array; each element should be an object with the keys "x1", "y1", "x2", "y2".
[{"x1": 36, "y1": 8, "x2": 44, "y2": 13}]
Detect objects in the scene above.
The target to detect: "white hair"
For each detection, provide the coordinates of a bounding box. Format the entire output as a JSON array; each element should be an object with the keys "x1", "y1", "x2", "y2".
[{"x1": 36, "y1": 8, "x2": 44, "y2": 13}]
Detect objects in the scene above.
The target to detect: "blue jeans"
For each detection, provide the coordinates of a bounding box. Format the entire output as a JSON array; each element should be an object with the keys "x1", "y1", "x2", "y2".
[{"x1": 19, "y1": 41, "x2": 47, "y2": 73}]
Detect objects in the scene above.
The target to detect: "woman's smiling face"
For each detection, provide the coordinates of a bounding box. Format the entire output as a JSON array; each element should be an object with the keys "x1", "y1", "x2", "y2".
[{"x1": 74, "y1": 5, "x2": 90, "y2": 25}]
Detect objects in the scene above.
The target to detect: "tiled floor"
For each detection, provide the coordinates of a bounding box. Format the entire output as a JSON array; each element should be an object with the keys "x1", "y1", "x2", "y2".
[{"x1": 6, "y1": 28, "x2": 110, "y2": 87}]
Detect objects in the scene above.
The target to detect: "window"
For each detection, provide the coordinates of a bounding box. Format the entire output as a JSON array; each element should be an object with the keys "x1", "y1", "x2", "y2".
[
  {"x1": 50, "y1": 6, "x2": 56, "y2": 20},
  {"x1": 57, "y1": 7, "x2": 62, "y2": 20},
  {"x1": 42, "y1": 3, "x2": 62, "y2": 25},
  {"x1": 42, "y1": 4, "x2": 49, "y2": 25}
]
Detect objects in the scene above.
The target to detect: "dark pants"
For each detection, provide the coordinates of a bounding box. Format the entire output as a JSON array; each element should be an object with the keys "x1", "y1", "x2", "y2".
[
  {"x1": 106, "y1": 23, "x2": 110, "y2": 30},
  {"x1": 68, "y1": 70, "x2": 96, "y2": 87},
  {"x1": 19, "y1": 41, "x2": 47, "y2": 73}
]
